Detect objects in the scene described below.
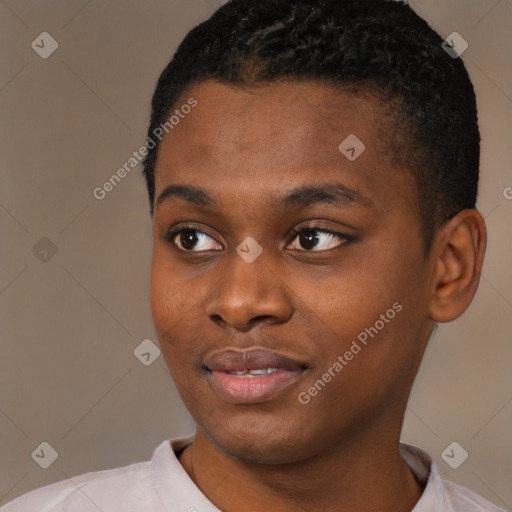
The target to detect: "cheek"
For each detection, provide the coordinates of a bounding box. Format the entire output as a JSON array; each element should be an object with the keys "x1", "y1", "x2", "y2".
[
  {"x1": 149, "y1": 252, "x2": 206, "y2": 369},
  {"x1": 316, "y1": 271, "x2": 427, "y2": 397},
  {"x1": 149, "y1": 254, "x2": 188, "y2": 364},
  {"x1": 150, "y1": 266, "x2": 174, "y2": 331},
  {"x1": 297, "y1": 244, "x2": 425, "y2": 375},
  {"x1": 149, "y1": 244, "x2": 189, "y2": 325},
  {"x1": 298, "y1": 260, "x2": 399, "y2": 341}
]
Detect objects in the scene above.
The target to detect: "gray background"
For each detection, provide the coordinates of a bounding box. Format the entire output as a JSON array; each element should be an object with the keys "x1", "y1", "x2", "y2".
[{"x1": 1, "y1": 0, "x2": 511, "y2": 509}]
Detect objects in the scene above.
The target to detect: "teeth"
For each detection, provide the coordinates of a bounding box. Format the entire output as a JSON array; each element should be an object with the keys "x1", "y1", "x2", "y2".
[
  {"x1": 248, "y1": 368, "x2": 269, "y2": 375},
  {"x1": 227, "y1": 368, "x2": 279, "y2": 376}
]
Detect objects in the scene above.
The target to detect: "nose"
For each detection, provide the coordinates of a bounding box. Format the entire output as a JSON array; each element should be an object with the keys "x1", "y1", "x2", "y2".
[{"x1": 205, "y1": 247, "x2": 293, "y2": 332}]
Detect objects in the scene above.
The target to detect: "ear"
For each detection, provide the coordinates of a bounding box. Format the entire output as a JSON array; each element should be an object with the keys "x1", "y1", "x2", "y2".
[{"x1": 428, "y1": 209, "x2": 487, "y2": 323}]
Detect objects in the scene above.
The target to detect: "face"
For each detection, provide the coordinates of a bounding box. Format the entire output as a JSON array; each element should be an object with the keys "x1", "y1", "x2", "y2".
[{"x1": 150, "y1": 80, "x2": 436, "y2": 464}]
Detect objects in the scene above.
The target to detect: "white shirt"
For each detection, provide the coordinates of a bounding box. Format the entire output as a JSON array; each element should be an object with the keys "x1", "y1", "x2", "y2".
[{"x1": 2, "y1": 435, "x2": 506, "y2": 512}]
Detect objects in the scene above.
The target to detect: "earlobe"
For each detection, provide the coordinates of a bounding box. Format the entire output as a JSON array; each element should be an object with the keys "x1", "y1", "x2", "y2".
[{"x1": 428, "y1": 210, "x2": 487, "y2": 323}]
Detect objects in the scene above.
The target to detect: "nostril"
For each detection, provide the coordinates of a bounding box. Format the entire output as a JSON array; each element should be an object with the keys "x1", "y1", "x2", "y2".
[{"x1": 253, "y1": 315, "x2": 272, "y2": 322}]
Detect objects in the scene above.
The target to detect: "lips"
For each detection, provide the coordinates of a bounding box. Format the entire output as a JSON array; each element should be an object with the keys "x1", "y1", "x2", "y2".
[
  {"x1": 205, "y1": 348, "x2": 307, "y2": 404},
  {"x1": 205, "y1": 348, "x2": 304, "y2": 372}
]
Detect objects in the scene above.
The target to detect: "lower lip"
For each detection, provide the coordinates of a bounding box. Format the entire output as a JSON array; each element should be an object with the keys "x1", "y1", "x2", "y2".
[{"x1": 208, "y1": 369, "x2": 304, "y2": 404}]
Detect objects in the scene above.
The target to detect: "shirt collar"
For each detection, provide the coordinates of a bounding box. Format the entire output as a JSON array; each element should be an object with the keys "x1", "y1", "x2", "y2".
[
  {"x1": 150, "y1": 436, "x2": 448, "y2": 512},
  {"x1": 399, "y1": 442, "x2": 454, "y2": 511},
  {"x1": 151, "y1": 434, "x2": 221, "y2": 512}
]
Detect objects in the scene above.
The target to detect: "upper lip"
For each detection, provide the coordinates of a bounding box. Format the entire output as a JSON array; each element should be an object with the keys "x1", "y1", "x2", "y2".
[{"x1": 205, "y1": 348, "x2": 306, "y2": 372}]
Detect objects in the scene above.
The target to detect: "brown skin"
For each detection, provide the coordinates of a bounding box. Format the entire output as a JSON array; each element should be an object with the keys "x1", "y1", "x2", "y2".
[{"x1": 149, "y1": 80, "x2": 487, "y2": 512}]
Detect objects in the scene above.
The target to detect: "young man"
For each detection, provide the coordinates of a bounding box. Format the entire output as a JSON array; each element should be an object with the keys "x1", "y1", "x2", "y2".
[{"x1": 3, "y1": 1, "x2": 505, "y2": 511}]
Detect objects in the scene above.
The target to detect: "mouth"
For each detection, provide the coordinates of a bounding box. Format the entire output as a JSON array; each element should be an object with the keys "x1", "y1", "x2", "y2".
[{"x1": 204, "y1": 348, "x2": 307, "y2": 404}]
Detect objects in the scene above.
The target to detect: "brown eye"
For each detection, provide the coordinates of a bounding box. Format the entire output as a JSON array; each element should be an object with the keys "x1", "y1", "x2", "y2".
[
  {"x1": 166, "y1": 228, "x2": 221, "y2": 252},
  {"x1": 288, "y1": 228, "x2": 349, "y2": 251}
]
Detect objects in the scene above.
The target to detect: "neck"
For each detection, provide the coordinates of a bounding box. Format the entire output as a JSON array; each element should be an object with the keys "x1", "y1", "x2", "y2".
[{"x1": 179, "y1": 425, "x2": 424, "y2": 512}]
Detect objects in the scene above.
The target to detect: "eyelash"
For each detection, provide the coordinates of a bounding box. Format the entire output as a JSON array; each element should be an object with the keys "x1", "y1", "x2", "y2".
[{"x1": 163, "y1": 224, "x2": 351, "y2": 252}]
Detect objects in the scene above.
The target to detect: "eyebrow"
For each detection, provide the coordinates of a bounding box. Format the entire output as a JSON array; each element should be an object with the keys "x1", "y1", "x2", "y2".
[
  {"x1": 155, "y1": 182, "x2": 373, "y2": 211},
  {"x1": 156, "y1": 184, "x2": 215, "y2": 210}
]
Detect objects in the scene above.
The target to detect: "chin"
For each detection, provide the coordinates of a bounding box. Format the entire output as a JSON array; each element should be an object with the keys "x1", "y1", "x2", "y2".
[
  {"x1": 200, "y1": 414, "x2": 321, "y2": 465},
  {"x1": 213, "y1": 436, "x2": 307, "y2": 465}
]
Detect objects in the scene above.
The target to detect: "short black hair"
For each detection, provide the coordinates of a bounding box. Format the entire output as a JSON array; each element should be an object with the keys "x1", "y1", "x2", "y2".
[{"x1": 142, "y1": 0, "x2": 480, "y2": 250}]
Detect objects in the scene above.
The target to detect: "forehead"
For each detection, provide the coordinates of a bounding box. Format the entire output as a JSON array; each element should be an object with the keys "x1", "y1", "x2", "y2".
[
  {"x1": 157, "y1": 80, "x2": 379, "y2": 170},
  {"x1": 153, "y1": 80, "x2": 414, "y2": 215}
]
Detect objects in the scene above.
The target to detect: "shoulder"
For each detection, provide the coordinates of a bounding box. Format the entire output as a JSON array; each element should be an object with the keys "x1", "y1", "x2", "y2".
[
  {"x1": 1, "y1": 462, "x2": 157, "y2": 512},
  {"x1": 399, "y1": 443, "x2": 506, "y2": 512},
  {"x1": 1, "y1": 444, "x2": 170, "y2": 512},
  {"x1": 439, "y1": 478, "x2": 507, "y2": 512}
]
